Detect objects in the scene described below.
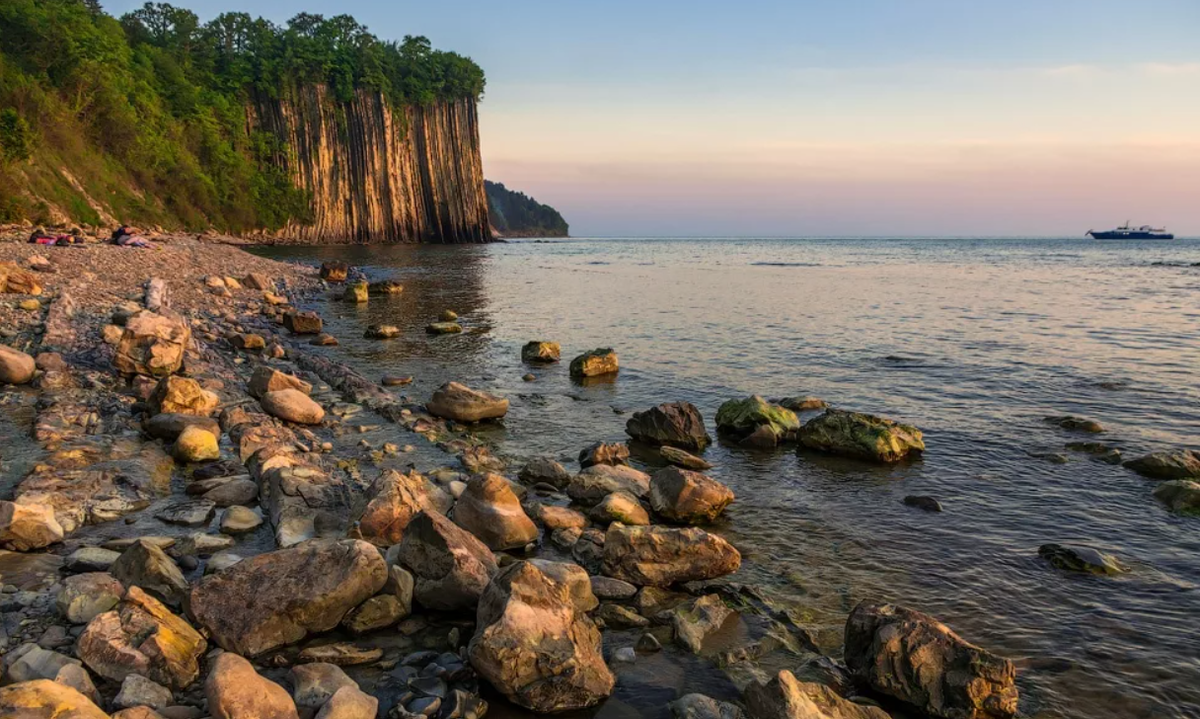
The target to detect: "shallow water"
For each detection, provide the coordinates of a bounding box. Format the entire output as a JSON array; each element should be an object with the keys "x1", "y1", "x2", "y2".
[{"x1": 253, "y1": 237, "x2": 1200, "y2": 719}]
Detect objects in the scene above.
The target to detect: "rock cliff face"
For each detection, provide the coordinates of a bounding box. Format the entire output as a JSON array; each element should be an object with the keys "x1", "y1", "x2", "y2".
[{"x1": 249, "y1": 86, "x2": 490, "y2": 244}]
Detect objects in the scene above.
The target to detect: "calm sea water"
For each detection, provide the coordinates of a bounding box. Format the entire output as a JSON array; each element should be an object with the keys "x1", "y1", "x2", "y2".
[{"x1": 255, "y1": 237, "x2": 1200, "y2": 719}]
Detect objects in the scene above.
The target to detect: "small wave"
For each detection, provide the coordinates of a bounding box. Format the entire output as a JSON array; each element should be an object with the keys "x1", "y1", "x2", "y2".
[{"x1": 750, "y1": 261, "x2": 822, "y2": 267}]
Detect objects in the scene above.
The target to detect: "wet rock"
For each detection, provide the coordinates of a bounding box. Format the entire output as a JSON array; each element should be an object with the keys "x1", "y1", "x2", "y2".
[
  {"x1": 174, "y1": 426, "x2": 220, "y2": 463},
  {"x1": 590, "y1": 491, "x2": 650, "y2": 525},
  {"x1": 1153, "y1": 479, "x2": 1200, "y2": 515},
  {"x1": 297, "y1": 643, "x2": 383, "y2": 666},
  {"x1": 603, "y1": 523, "x2": 741, "y2": 587},
  {"x1": 0, "y1": 500, "x2": 64, "y2": 551},
  {"x1": 775, "y1": 396, "x2": 830, "y2": 412},
  {"x1": 1038, "y1": 543, "x2": 1125, "y2": 575},
  {"x1": 353, "y1": 469, "x2": 441, "y2": 547},
  {"x1": 660, "y1": 445, "x2": 714, "y2": 470},
  {"x1": 65, "y1": 546, "x2": 122, "y2": 573},
  {"x1": 0, "y1": 680, "x2": 108, "y2": 719},
  {"x1": 636, "y1": 632, "x2": 662, "y2": 653},
  {"x1": 110, "y1": 539, "x2": 188, "y2": 607},
  {"x1": 205, "y1": 552, "x2": 243, "y2": 574},
  {"x1": 671, "y1": 693, "x2": 745, "y2": 719},
  {"x1": 310, "y1": 333, "x2": 338, "y2": 346},
  {"x1": 468, "y1": 561, "x2": 614, "y2": 712},
  {"x1": 426, "y1": 322, "x2": 463, "y2": 335},
  {"x1": 190, "y1": 539, "x2": 386, "y2": 656},
  {"x1": 519, "y1": 457, "x2": 572, "y2": 488},
  {"x1": 715, "y1": 396, "x2": 799, "y2": 446},
  {"x1": 219, "y1": 505, "x2": 263, "y2": 534},
  {"x1": 115, "y1": 674, "x2": 173, "y2": 710},
  {"x1": 285, "y1": 311, "x2": 324, "y2": 335},
  {"x1": 745, "y1": 670, "x2": 887, "y2": 719},
  {"x1": 649, "y1": 467, "x2": 735, "y2": 524},
  {"x1": 292, "y1": 662, "x2": 359, "y2": 715},
  {"x1": 114, "y1": 311, "x2": 191, "y2": 377},
  {"x1": 171, "y1": 533, "x2": 235, "y2": 558},
  {"x1": 673, "y1": 594, "x2": 733, "y2": 653},
  {"x1": 799, "y1": 409, "x2": 925, "y2": 463},
  {"x1": 903, "y1": 495, "x2": 943, "y2": 512},
  {"x1": 368, "y1": 279, "x2": 403, "y2": 295},
  {"x1": 341, "y1": 595, "x2": 406, "y2": 634},
  {"x1": 521, "y1": 341, "x2": 561, "y2": 363},
  {"x1": 206, "y1": 652, "x2": 299, "y2": 719},
  {"x1": 536, "y1": 504, "x2": 587, "y2": 530},
  {"x1": 1124, "y1": 449, "x2": 1200, "y2": 480},
  {"x1": 202, "y1": 477, "x2": 258, "y2": 507},
  {"x1": 144, "y1": 413, "x2": 221, "y2": 442},
  {"x1": 1044, "y1": 415, "x2": 1104, "y2": 433},
  {"x1": 453, "y1": 473, "x2": 539, "y2": 551},
  {"x1": 571, "y1": 527, "x2": 607, "y2": 574},
  {"x1": 155, "y1": 499, "x2": 216, "y2": 527},
  {"x1": 396, "y1": 511, "x2": 498, "y2": 611},
  {"x1": 320, "y1": 261, "x2": 349, "y2": 282},
  {"x1": 261, "y1": 389, "x2": 325, "y2": 425},
  {"x1": 343, "y1": 281, "x2": 369, "y2": 303},
  {"x1": 0, "y1": 344, "x2": 36, "y2": 384},
  {"x1": 596, "y1": 602, "x2": 650, "y2": 628},
  {"x1": 844, "y1": 601, "x2": 1018, "y2": 719},
  {"x1": 625, "y1": 402, "x2": 711, "y2": 450},
  {"x1": 440, "y1": 309, "x2": 459, "y2": 322},
  {"x1": 794, "y1": 656, "x2": 854, "y2": 696},
  {"x1": 590, "y1": 575, "x2": 638, "y2": 600},
  {"x1": 567, "y1": 464, "x2": 651, "y2": 504},
  {"x1": 570, "y1": 348, "x2": 619, "y2": 378},
  {"x1": 77, "y1": 586, "x2": 206, "y2": 689},
  {"x1": 426, "y1": 382, "x2": 509, "y2": 422},
  {"x1": 316, "y1": 685, "x2": 378, "y2": 719},
  {"x1": 248, "y1": 366, "x2": 313, "y2": 398},
  {"x1": 365, "y1": 324, "x2": 400, "y2": 339},
  {"x1": 578, "y1": 441, "x2": 630, "y2": 468}
]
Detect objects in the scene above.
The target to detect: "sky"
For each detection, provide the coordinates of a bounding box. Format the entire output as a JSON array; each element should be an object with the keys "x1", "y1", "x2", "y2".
[{"x1": 107, "y1": 0, "x2": 1200, "y2": 237}]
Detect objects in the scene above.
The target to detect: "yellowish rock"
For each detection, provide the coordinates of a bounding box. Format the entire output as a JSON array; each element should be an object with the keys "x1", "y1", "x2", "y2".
[
  {"x1": 0, "y1": 679, "x2": 109, "y2": 719},
  {"x1": 174, "y1": 425, "x2": 219, "y2": 463}
]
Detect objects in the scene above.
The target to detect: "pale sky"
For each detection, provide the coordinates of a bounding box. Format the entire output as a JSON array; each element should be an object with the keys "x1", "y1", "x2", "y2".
[{"x1": 108, "y1": 0, "x2": 1200, "y2": 236}]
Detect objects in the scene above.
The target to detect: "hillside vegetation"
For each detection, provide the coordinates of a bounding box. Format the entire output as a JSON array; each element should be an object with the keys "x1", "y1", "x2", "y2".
[
  {"x1": 0, "y1": 0, "x2": 485, "y2": 231},
  {"x1": 486, "y1": 180, "x2": 569, "y2": 237}
]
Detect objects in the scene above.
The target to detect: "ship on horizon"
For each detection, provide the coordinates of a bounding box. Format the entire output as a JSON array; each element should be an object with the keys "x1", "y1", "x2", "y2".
[{"x1": 1087, "y1": 222, "x2": 1174, "y2": 240}]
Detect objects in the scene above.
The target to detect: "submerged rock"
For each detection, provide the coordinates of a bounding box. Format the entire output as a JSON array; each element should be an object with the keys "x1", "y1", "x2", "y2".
[
  {"x1": 369, "y1": 279, "x2": 404, "y2": 295},
  {"x1": 624, "y1": 402, "x2": 711, "y2": 451},
  {"x1": 522, "y1": 341, "x2": 561, "y2": 363},
  {"x1": 715, "y1": 396, "x2": 799, "y2": 447},
  {"x1": 660, "y1": 445, "x2": 714, "y2": 470},
  {"x1": 1038, "y1": 543, "x2": 1125, "y2": 575},
  {"x1": 673, "y1": 594, "x2": 734, "y2": 653},
  {"x1": 1152, "y1": 480, "x2": 1200, "y2": 515},
  {"x1": 745, "y1": 670, "x2": 888, "y2": 719},
  {"x1": 649, "y1": 466, "x2": 735, "y2": 524},
  {"x1": 903, "y1": 495, "x2": 943, "y2": 512},
  {"x1": 844, "y1": 601, "x2": 1018, "y2": 719},
  {"x1": 396, "y1": 511, "x2": 499, "y2": 611},
  {"x1": 775, "y1": 396, "x2": 830, "y2": 412},
  {"x1": 602, "y1": 523, "x2": 741, "y2": 587},
  {"x1": 671, "y1": 693, "x2": 746, "y2": 719},
  {"x1": 343, "y1": 281, "x2": 369, "y2": 303},
  {"x1": 426, "y1": 321, "x2": 463, "y2": 335},
  {"x1": 1044, "y1": 415, "x2": 1104, "y2": 433},
  {"x1": 469, "y1": 561, "x2": 614, "y2": 712},
  {"x1": 426, "y1": 382, "x2": 509, "y2": 422},
  {"x1": 364, "y1": 324, "x2": 400, "y2": 338},
  {"x1": 799, "y1": 409, "x2": 924, "y2": 463},
  {"x1": 453, "y1": 473, "x2": 539, "y2": 551},
  {"x1": 569, "y1": 348, "x2": 619, "y2": 378},
  {"x1": 1124, "y1": 449, "x2": 1200, "y2": 480}
]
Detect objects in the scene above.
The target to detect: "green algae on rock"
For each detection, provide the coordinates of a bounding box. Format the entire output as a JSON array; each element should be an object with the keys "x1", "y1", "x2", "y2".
[
  {"x1": 714, "y1": 395, "x2": 799, "y2": 447},
  {"x1": 798, "y1": 409, "x2": 924, "y2": 463}
]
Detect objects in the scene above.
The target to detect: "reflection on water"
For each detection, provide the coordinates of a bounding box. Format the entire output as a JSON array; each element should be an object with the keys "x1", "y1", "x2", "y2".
[{"x1": 256, "y1": 238, "x2": 1200, "y2": 719}]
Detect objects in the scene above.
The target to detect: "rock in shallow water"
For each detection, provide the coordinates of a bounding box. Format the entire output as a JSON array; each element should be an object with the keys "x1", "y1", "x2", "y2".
[
  {"x1": 578, "y1": 441, "x2": 630, "y2": 468},
  {"x1": 1038, "y1": 543, "x2": 1125, "y2": 575},
  {"x1": 1124, "y1": 449, "x2": 1200, "y2": 480},
  {"x1": 519, "y1": 457, "x2": 572, "y2": 488},
  {"x1": 602, "y1": 523, "x2": 741, "y2": 587},
  {"x1": 673, "y1": 594, "x2": 735, "y2": 653},
  {"x1": 659, "y1": 445, "x2": 714, "y2": 470},
  {"x1": 624, "y1": 401, "x2": 711, "y2": 450},
  {"x1": 715, "y1": 396, "x2": 799, "y2": 447},
  {"x1": 799, "y1": 409, "x2": 924, "y2": 463},
  {"x1": 649, "y1": 466, "x2": 735, "y2": 524},
  {"x1": 1153, "y1": 479, "x2": 1200, "y2": 515},
  {"x1": 569, "y1": 348, "x2": 619, "y2": 378},
  {"x1": 567, "y1": 464, "x2": 651, "y2": 504},
  {"x1": 521, "y1": 341, "x2": 561, "y2": 363},
  {"x1": 745, "y1": 670, "x2": 887, "y2": 719},
  {"x1": 426, "y1": 382, "x2": 508, "y2": 422}
]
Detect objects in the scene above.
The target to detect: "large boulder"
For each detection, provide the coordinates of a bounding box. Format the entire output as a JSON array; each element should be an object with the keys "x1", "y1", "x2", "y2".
[
  {"x1": 189, "y1": 539, "x2": 387, "y2": 656},
  {"x1": 745, "y1": 670, "x2": 889, "y2": 719},
  {"x1": 1152, "y1": 480, "x2": 1200, "y2": 515},
  {"x1": 715, "y1": 396, "x2": 799, "y2": 447},
  {"x1": 248, "y1": 366, "x2": 312, "y2": 399},
  {"x1": 0, "y1": 344, "x2": 36, "y2": 385},
  {"x1": 174, "y1": 425, "x2": 220, "y2": 463},
  {"x1": 352, "y1": 469, "x2": 440, "y2": 547},
  {"x1": 567, "y1": 464, "x2": 651, "y2": 504},
  {"x1": 284, "y1": 311, "x2": 323, "y2": 335},
  {"x1": 206, "y1": 652, "x2": 300, "y2": 719},
  {"x1": 396, "y1": 511, "x2": 498, "y2": 611},
  {"x1": 799, "y1": 409, "x2": 925, "y2": 463},
  {"x1": 454, "y1": 473, "x2": 539, "y2": 550},
  {"x1": 427, "y1": 382, "x2": 509, "y2": 422},
  {"x1": 468, "y1": 561, "x2": 615, "y2": 712},
  {"x1": 602, "y1": 523, "x2": 741, "y2": 587},
  {"x1": 519, "y1": 457, "x2": 572, "y2": 488},
  {"x1": 114, "y1": 311, "x2": 191, "y2": 377},
  {"x1": 0, "y1": 500, "x2": 64, "y2": 551},
  {"x1": 1124, "y1": 449, "x2": 1200, "y2": 480},
  {"x1": 590, "y1": 490, "x2": 650, "y2": 526},
  {"x1": 578, "y1": 441, "x2": 630, "y2": 468},
  {"x1": 521, "y1": 341, "x2": 561, "y2": 363},
  {"x1": 0, "y1": 680, "x2": 108, "y2": 719},
  {"x1": 261, "y1": 389, "x2": 325, "y2": 425},
  {"x1": 149, "y1": 376, "x2": 219, "y2": 416},
  {"x1": 77, "y1": 586, "x2": 207, "y2": 689},
  {"x1": 110, "y1": 538, "x2": 189, "y2": 607},
  {"x1": 844, "y1": 601, "x2": 1018, "y2": 719},
  {"x1": 649, "y1": 467, "x2": 735, "y2": 524},
  {"x1": 625, "y1": 402, "x2": 711, "y2": 450},
  {"x1": 570, "y1": 348, "x2": 619, "y2": 378}
]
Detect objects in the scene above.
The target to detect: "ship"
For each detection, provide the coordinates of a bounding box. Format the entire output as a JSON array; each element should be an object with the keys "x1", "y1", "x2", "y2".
[{"x1": 1087, "y1": 222, "x2": 1174, "y2": 240}]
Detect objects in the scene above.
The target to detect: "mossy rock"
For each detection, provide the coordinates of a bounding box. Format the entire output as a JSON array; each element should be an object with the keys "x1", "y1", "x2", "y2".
[
  {"x1": 798, "y1": 409, "x2": 924, "y2": 463},
  {"x1": 1038, "y1": 543, "x2": 1125, "y2": 575},
  {"x1": 1153, "y1": 480, "x2": 1200, "y2": 515},
  {"x1": 570, "y1": 348, "x2": 618, "y2": 378},
  {"x1": 714, "y1": 396, "x2": 799, "y2": 442}
]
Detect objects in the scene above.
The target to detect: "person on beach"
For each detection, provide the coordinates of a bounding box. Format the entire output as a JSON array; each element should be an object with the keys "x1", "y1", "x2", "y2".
[{"x1": 110, "y1": 224, "x2": 151, "y2": 247}]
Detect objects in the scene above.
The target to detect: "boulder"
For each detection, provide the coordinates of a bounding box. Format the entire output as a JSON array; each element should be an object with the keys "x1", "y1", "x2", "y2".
[
  {"x1": 261, "y1": 389, "x2": 325, "y2": 425},
  {"x1": 115, "y1": 674, "x2": 173, "y2": 711},
  {"x1": 284, "y1": 311, "x2": 323, "y2": 335},
  {"x1": 625, "y1": 402, "x2": 711, "y2": 450},
  {"x1": 202, "y1": 478, "x2": 258, "y2": 508},
  {"x1": 111, "y1": 539, "x2": 189, "y2": 607},
  {"x1": 570, "y1": 348, "x2": 618, "y2": 378},
  {"x1": 519, "y1": 457, "x2": 573, "y2": 488},
  {"x1": 352, "y1": 469, "x2": 440, "y2": 547},
  {"x1": 206, "y1": 652, "x2": 299, "y2": 719},
  {"x1": 65, "y1": 546, "x2": 122, "y2": 572},
  {"x1": 0, "y1": 500, "x2": 64, "y2": 551},
  {"x1": 521, "y1": 341, "x2": 561, "y2": 363},
  {"x1": 396, "y1": 511, "x2": 498, "y2": 611},
  {"x1": 844, "y1": 601, "x2": 1018, "y2": 719},
  {"x1": 3, "y1": 644, "x2": 99, "y2": 702},
  {"x1": 602, "y1": 523, "x2": 741, "y2": 587},
  {"x1": 660, "y1": 445, "x2": 714, "y2": 470},
  {"x1": 1153, "y1": 479, "x2": 1200, "y2": 515},
  {"x1": 230, "y1": 333, "x2": 265, "y2": 351},
  {"x1": 776, "y1": 396, "x2": 830, "y2": 412},
  {"x1": 248, "y1": 367, "x2": 312, "y2": 398},
  {"x1": 745, "y1": 670, "x2": 888, "y2": 719},
  {"x1": 649, "y1": 467, "x2": 735, "y2": 524},
  {"x1": 589, "y1": 491, "x2": 650, "y2": 525},
  {"x1": 1038, "y1": 543, "x2": 1125, "y2": 575},
  {"x1": 425, "y1": 321, "x2": 463, "y2": 334},
  {"x1": 468, "y1": 561, "x2": 614, "y2": 712},
  {"x1": 453, "y1": 473, "x2": 539, "y2": 550},
  {"x1": 220, "y1": 505, "x2": 262, "y2": 534},
  {"x1": 0, "y1": 680, "x2": 108, "y2": 719},
  {"x1": 715, "y1": 396, "x2": 799, "y2": 446},
  {"x1": 799, "y1": 409, "x2": 925, "y2": 463},
  {"x1": 155, "y1": 499, "x2": 215, "y2": 527},
  {"x1": 567, "y1": 464, "x2": 651, "y2": 504},
  {"x1": 364, "y1": 324, "x2": 400, "y2": 339},
  {"x1": 673, "y1": 594, "x2": 734, "y2": 653},
  {"x1": 58, "y1": 572, "x2": 126, "y2": 624},
  {"x1": 343, "y1": 281, "x2": 368, "y2": 303},
  {"x1": 320, "y1": 261, "x2": 349, "y2": 282},
  {"x1": 341, "y1": 594, "x2": 406, "y2": 634},
  {"x1": 0, "y1": 260, "x2": 44, "y2": 294},
  {"x1": 189, "y1": 539, "x2": 386, "y2": 656},
  {"x1": 578, "y1": 441, "x2": 630, "y2": 468},
  {"x1": 150, "y1": 376, "x2": 220, "y2": 416},
  {"x1": 77, "y1": 586, "x2": 206, "y2": 689},
  {"x1": 1124, "y1": 449, "x2": 1200, "y2": 480},
  {"x1": 144, "y1": 413, "x2": 221, "y2": 442},
  {"x1": 244, "y1": 272, "x2": 274, "y2": 290},
  {"x1": 590, "y1": 576, "x2": 638, "y2": 600},
  {"x1": 291, "y1": 662, "x2": 359, "y2": 715},
  {"x1": 316, "y1": 685, "x2": 378, "y2": 719},
  {"x1": 426, "y1": 382, "x2": 509, "y2": 422},
  {"x1": 0, "y1": 344, "x2": 36, "y2": 384},
  {"x1": 115, "y1": 311, "x2": 191, "y2": 377},
  {"x1": 528, "y1": 559, "x2": 599, "y2": 612},
  {"x1": 174, "y1": 425, "x2": 219, "y2": 463},
  {"x1": 536, "y1": 504, "x2": 588, "y2": 530}
]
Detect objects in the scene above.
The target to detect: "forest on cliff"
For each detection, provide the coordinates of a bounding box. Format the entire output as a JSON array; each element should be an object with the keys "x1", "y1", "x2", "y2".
[
  {"x1": 0, "y1": 0, "x2": 485, "y2": 231},
  {"x1": 486, "y1": 181, "x2": 569, "y2": 237}
]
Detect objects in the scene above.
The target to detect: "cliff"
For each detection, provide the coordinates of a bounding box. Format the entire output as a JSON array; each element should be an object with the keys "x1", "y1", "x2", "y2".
[
  {"x1": 249, "y1": 87, "x2": 490, "y2": 244},
  {"x1": 485, "y1": 181, "x2": 569, "y2": 238}
]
